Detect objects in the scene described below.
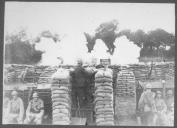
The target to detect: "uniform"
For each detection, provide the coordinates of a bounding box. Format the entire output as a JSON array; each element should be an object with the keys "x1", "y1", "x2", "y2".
[
  {"x1": 70, "y1": 66, "x2": 90, "y2": 107},
  {"x1": 24, "y1": 98, "x2": 44, "y2": 124},
  {"x1": 165, "y1": 97, "x2": 174, "y2": 111},
  {"x1": 154, "y1": 98, "x2": 168, "y2": 126},
  {"x1": 6, "y1": 97, "x2": 24, "y2": 124},
  {"x1": 138, "y1": 88, "x2": 156, "y2": 126}
]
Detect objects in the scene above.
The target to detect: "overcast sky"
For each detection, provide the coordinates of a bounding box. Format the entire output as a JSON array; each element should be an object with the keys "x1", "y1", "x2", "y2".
[{"x1": 5, "y1": 2, "x2": 175, "y2": 36}]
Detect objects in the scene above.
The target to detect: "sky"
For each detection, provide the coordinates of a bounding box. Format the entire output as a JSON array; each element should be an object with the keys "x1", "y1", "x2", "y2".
[{"x1": 4, "y1": 2, "x2": 175, "y2": 65}]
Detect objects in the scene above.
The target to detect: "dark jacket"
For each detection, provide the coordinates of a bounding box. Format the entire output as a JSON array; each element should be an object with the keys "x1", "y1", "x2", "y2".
[{"x1": 70, "y1": 66, "x2": 89, "y2": 88}]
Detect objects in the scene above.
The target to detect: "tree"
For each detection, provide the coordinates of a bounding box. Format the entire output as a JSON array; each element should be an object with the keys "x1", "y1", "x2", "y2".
[
  {"x1": 119, "y1": 28, "x2": 175, "y2": 58},
  {"x1": 119, "y1": 29, "x2": 148, "y2": 48},
  {"x1": 5, "y1": 30, "x2": 43, "y2": 64},
  {"x1": 147, "y1": 29, "x2": 175, "y2": 49}
]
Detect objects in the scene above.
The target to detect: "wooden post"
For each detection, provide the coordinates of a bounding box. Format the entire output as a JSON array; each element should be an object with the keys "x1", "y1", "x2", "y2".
[{"x1": 162, "y1": 80, "x2": 166, "y2": 98}]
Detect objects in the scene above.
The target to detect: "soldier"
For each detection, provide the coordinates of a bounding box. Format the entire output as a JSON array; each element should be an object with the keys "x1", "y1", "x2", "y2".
[
  {"x1": 166, "y1": 102, "x2": 174, "y2": 126},
  {"x1": 138, "y1": 83, "x2": 156, "y2": 126},
  {"x1": 6, "y1": 90, "x2": 24, "y2": 124},
  {"x1": 24, "y1": 92, "x2": 44, "y2": 124},
  {"x1": 153, "y1": 91, "x2": 168, "y2": 126},
  {"x1": 3, "y1": 92, "x2": 10, "y2": 124},
  {"x1": 165, "y1": 90, "x2": 174, "y2": 111},
  {"x1": 70, "y1": 59, "x2": 91, "y2": 107},
  {"x1": 20, "y1": 67, "x2": 29, "y2": 83}
]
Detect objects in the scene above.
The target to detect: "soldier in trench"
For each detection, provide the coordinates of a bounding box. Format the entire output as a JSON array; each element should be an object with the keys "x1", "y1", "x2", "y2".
[
  {"x1": 165, "y1": 89, "x2": 174, "y2": 111},
  {"x1": 165, "y1": 89, "x2": 174, "y2": 126},
  {"x1": 24, "y1": 92, "x2": 44, "y2": 124},
  {"x1": 138, "y1": 83, "x2": 156, "y2": 126},
  {"x1": 6, "y1": 90, "x2": 24, "y2": 124},
  {"x1": 70, "y1": 59, "x2": 96, "y2": 108},
  {"x1": 153, "y1": 91, "x2": 168, "y2": 126}
]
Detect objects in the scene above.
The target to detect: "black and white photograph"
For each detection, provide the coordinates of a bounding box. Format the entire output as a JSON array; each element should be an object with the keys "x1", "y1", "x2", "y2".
[{"x1": 3, "y1": 2, "x2": 175, "y2": 126}]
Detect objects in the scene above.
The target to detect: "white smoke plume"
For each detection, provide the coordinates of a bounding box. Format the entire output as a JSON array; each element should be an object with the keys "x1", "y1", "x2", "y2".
[
  {"x1": 35, "y1": 37, "x2": 61, "y2": 66},
  {"x1": 111, "y1": 36, "x2": 141, "y2": 65},
  {"x1": 90, "y1": 39, "x2": 111, "y2": 65},
  {"x1": 35, "y1": 31, "x2": 141, "y2": 66}
]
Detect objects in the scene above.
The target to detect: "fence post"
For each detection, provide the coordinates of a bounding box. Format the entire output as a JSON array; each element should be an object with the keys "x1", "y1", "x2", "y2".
[{"x1": 162, "y1": 80, "x2": 166, "y2": 98}]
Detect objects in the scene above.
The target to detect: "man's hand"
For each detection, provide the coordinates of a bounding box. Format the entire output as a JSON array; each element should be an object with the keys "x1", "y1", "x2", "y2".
[
  {"x1": 35, "y1": 113, "x2": 42, "y2": 119},
  {"x1": 9, "y1": 113, "x2": 18, "y2": 118},
  {"x1": 27, "y1": 113, "x2": 34, "y2": 120}
]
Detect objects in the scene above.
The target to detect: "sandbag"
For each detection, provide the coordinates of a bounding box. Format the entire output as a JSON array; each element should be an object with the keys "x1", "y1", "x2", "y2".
[
  {"x1": 51, "y1": 68, "x2": 71, "y2": 125},
  {"x1": 94, "y1": 68, "x2": 114, "y2": 126}
]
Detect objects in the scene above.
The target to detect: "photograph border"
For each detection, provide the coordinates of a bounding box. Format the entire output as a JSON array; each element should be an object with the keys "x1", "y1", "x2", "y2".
[{"x1": 0, "y1": 0, "x2": 176, "y2": 128}]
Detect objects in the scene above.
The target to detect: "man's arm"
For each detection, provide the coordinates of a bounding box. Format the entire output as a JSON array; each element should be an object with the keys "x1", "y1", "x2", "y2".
[
  {"x1": 138, "y1": 92, "x2": 145, "y2": 111},
  {"x1": 38, "y1": 99, "x2": 44, "y2": 117},
  {"x1": 19, "y1": 98, "x2": 24, "y2": 119},
  {"x1": 26, "y1": 101, "x2": 31, "y2": 116},
  {"x1": 6, "y1": 101, "x2": 11, "y2": 116},
  {"x1": 162, "y1": 100, "x2": 167, "y2": 113},
  {"x1": 69, "y1": 70, "x2": 75, "y2": 84}
]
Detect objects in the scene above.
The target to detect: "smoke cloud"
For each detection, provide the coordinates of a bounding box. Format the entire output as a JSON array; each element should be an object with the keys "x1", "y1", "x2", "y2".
[
  {"x1": 111, "y1": 36, "x2": 141, "y2": 65},
  {"x1": 35, "y1": 31, "x2": 141, "y2": 66}
]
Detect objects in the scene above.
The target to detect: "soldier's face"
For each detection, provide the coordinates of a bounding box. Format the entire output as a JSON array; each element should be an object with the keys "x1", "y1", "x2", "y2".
[
  {"x1": 33, "y1": 97, "x2": 38, "y2": 101},
  {"x1": 78, "y1": 62, "x2": 82, "y2": 67},
  {"x1": 146, "y1": 88, "x2": 151, "y2": 92},
  {"x1": 157, "y1": 93, "x2": 162, "y2": 98},
  {"x1": 167, "y1": 93, "x2": 173, "y2": 97},
  {"x1": 170, "y1": 104, "x2": 174, "y2": 112},
  {"x1": 12, "y1": 94, "x2": 17, "y2": 100}
]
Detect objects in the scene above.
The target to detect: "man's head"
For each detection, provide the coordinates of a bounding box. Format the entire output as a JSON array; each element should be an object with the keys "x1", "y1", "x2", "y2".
[
  {"x1": 170, "y1": 103, "x2": 174, "y2": 112},
  {"x1": 32, "y1": 92, "x2": 39, "y2": 101},
  {"x1": 152, "y1": 92, "x2": 156, "y2": 98},
  {"x1": 156, "y1": 90, "x2": 162, "y2": 98},
  {"x1": 77, "y1": 59, "x2": 83, "y2": 67},
  {"x1": 11, "y1": 90, "x2": 18, "y2": 100},
  {"x1": 25, "y1": 67, "x2": 29, "y2": 71},
  {"x1": 167, "y1": 89, "x2": 173, "y2": 97},
  {"x1": 145, "y1": 83, "x2": 152, "y2": 91}
]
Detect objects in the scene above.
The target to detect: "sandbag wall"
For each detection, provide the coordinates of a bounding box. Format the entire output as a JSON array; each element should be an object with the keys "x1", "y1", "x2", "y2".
[
  {"x1": 128, "y1": 63, "x2": 174, "y2": 81},
  {"x1": 150, "y1": 63, "x2": 169, "y2": 80},
  {"x1": 94, "y1": 68, "x2": 114, "y2": 126},
  {"x1": 166, "y1": 63, "x2": 174, "y2": 80},
  {"x1": 115, "y1": 68, "x2": 136, "y2": 124},
  {"x1": 5, "y1": 71, "x2": 16, "y2": 83},
  {"x1": 4, "y1": 64, "x2": 33, "y2": 83},
  {"x1": 51, "y1": 68, "x2": 72, "y2": 125},
  {"x1": 128, "y1": 64, "x2": 149, "y2": 81},
  {"x1": 38, "y1": 67, "x2": 57, "y2": 84}
]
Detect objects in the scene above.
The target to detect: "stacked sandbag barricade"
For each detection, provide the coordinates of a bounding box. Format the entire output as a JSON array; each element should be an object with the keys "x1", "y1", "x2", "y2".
[
  {"x1": 6, "y1": 70, "x2": 16, "y2": 83},
  {"x1": 150, "y1": 63, "x2": 168, "y2": 80},
  {"x1": 166, "y1": 63, "x2": 174, "y2": 80},
  {"x1": 51, "y1": 68, "x2": 72, "y2": 125},
  {"x1": 32, "y1": 66, "x2": 47, "y2": 83},
  {"x1": 108, "y1": 65, "x2": 121, "y2": 88},
  {"x1": 128, "y1": 64, "x2": 149, "y2": 81},
  {"x1": 38, "y1": 67, "x2": 57, "y2": 84},
  {"x1": 4, "y1": 64, "x2": 33, "y2": 83},
  {"x1": 116, "y1": 69, "x2": 135, "y2": 97},
  {"x1": 23, "y1": 67, "x2": 37, "y2": 83},
  {"x1": 115, "y1": 68, "x2": 136, "y2": 125},
  {"x1": 94, "y1": 68, "x2": 114, "y2": 126}
]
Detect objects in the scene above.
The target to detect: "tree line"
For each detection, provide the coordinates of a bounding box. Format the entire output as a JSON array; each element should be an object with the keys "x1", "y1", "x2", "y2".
[{"x1": 4, "y1": 20, "x2": 175, "y2": 64}]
